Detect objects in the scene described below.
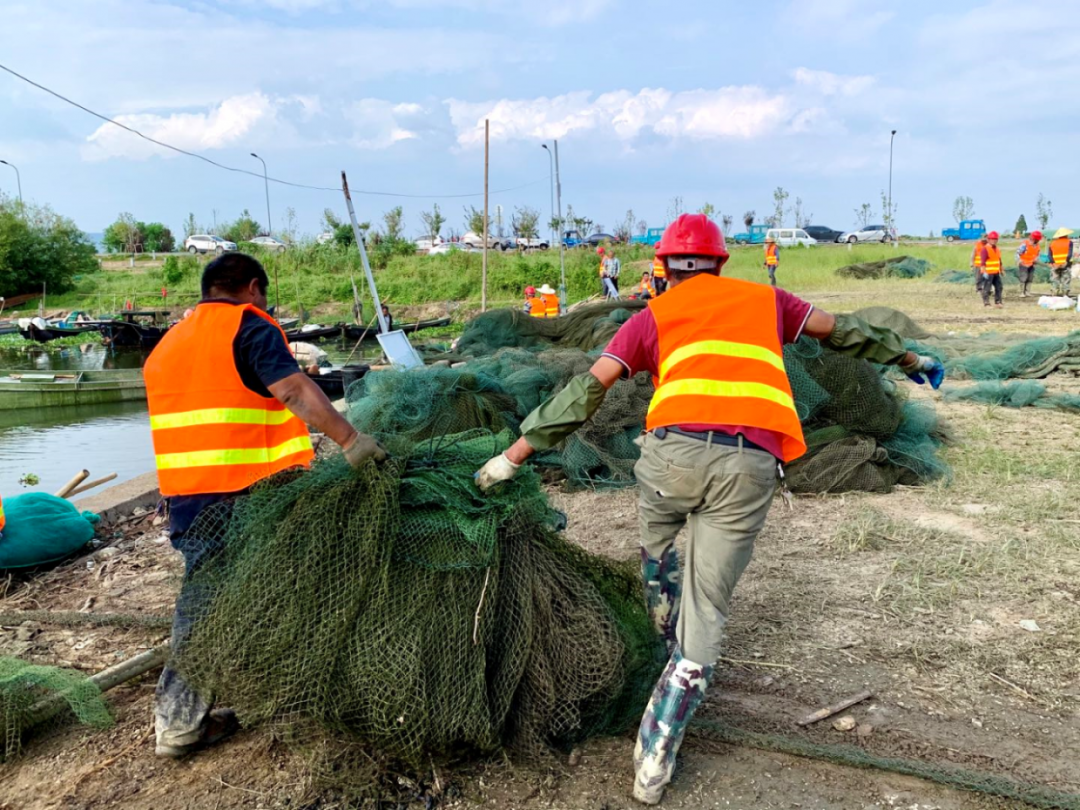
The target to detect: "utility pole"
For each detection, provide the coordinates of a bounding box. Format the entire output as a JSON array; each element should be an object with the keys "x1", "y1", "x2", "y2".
[
  {"x1": 554, "y1": 140, "x2": 567, "y2": 307},
  {"x1": 541, "y1": 144, "x2": 555, "y2": 249},
  {"x1": 888, "y1": 130, "x2": 897, "y2": 247},
  {"x1": 0, "y1": 160, "x2": 23, "y2": 206},
  {"x1": 482, "y1": 119, "x2": 489, "y2": 313},
  {"x1": 251, "y1": 153, "x2": 272, "y2": 237}
]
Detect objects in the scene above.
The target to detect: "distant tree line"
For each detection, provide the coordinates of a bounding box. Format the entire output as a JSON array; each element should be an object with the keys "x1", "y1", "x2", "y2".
[{"x1": 0, "y1": 195, "x2": 97, "y2": 298}]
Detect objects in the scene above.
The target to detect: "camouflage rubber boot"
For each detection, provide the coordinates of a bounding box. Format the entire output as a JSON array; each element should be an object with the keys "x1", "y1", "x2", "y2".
[
  {"x1": 632, "y1": 647, "x2": 714, "y2": 805},
  {"x1": 640, "y1": 545, "x2": 681, "y2": 649}
]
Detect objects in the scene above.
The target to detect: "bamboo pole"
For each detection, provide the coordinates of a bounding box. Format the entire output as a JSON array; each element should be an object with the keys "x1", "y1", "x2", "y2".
[
  {"x1": 54, "y1": 470, "x2": 89, "y2": 498},
  {"x1": 66, "y1": 473, "x2": 119, "y2": 499},
  {"x1": 482, "y1": 118, "x2": 489, "y2": 313}
]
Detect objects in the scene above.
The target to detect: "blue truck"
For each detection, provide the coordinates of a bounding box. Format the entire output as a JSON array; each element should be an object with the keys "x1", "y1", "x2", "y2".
[
  {"x1": 942, "y1": 219, "x2": 986, "y2": 242},
  {"x1": 731, "y1": 224, "x2": 770, "y2": 245},
  {"x1": 630, "y1": 227, "x2": 665, "y2": 247}
]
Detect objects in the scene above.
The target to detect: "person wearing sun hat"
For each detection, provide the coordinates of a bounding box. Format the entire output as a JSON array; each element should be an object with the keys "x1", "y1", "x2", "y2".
[{"x1": 1049, "y1": 228, "x2": 1074, "y2": 297}]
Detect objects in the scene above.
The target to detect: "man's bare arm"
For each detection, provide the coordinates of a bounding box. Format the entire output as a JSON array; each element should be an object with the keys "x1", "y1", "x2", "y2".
[{"x1": 268, "y1": 372, "x2": 358, "y2": 447}]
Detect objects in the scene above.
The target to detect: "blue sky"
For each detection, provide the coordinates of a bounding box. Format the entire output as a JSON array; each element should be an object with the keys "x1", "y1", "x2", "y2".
[{"x1": 1, "y1": 0, "x2": 1078, "y2": 240}]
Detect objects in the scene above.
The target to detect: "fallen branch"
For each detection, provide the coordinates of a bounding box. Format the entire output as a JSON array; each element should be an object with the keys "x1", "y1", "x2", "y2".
[{"x1": 796, "y1": 689, "x2": 873, "y2": 727}]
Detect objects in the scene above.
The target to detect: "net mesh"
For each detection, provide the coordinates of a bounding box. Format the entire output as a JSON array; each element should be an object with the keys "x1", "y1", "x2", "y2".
[
  {"x1": 942, "y1": 381, "x2": 1080, "y2": 412},
  {"x1": 836, "y1": 256, "x2": 932, "y2": 279}
]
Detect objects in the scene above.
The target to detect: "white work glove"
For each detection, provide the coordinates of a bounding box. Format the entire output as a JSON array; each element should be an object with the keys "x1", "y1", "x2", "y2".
[
  {"x1": 343, "y1": 432, "x2": 388, "y2": 467},
  {"x1": 474, "y1": 453, "x2": 521, "y2": 492}
]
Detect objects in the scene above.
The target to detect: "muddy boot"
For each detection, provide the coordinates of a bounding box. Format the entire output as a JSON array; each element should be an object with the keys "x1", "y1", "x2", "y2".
[
  {"x1": 633, "y1": 647, "x2": 714, "y2": 805},
  {"x1": 641, "y1": 545, "x2": 681, "y2": 650}
]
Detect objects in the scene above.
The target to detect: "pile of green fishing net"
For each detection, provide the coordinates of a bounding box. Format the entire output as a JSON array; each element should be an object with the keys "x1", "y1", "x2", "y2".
[
  {"x1": 836, "y1": 256, "x2": 932, "y2": 280},
  {"x1": 1, "y1": 657, "x2": 113, "y2": 760},
  {"x1": 172, "y1": 431, "x2": 663, "y2": 769},
  {"x1": 936, "y1": 266, "x2": 1052, "y2": 285},
  {"x1": 941, "y1": 380, "x2": 1080, "y2": 411}
]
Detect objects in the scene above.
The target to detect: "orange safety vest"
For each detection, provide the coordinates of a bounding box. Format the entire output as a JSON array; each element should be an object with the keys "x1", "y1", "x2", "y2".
[
  {"x1": 542, "y1": 292, "x2": 560, "y2": 318},
  {"x1": 645, "y1": 274, "x2": 806, "y2": 462},
  {"x1": 1051, "y1": 237, "x2": 1072, "y2": 266},
  {"x1": 1018, "y1": 238, "x2": 1040, "y2": 266},
  {"x1": 765, "y1": 244, "x2": 779, "y2": 266},
  {"x1": 0, "y1": 493, "x2": 5, "y2": 533},
  {"x1": 982, "y1": 244, "x2": 1002, "y2": 274},
  {"x1": 972, "y1": 242, "x2": 985, "y2": 268},
  {"x1": 144, "y1": 302, "x2": 314, "y2": 497},
  {"x1": 652, "y1": 257, "x2": 666, "y2": 279},
  {"x1": 638, "y1": 279, "x2": 657, "y2": 298},
  {"x1": 527, "y1": 296, "x2": 546, "y2": 317}
]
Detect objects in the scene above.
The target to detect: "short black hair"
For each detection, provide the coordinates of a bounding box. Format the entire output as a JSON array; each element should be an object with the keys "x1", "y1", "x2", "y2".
[{"x1": 201, "y1": 252, "x2": 269, "y2": 297}]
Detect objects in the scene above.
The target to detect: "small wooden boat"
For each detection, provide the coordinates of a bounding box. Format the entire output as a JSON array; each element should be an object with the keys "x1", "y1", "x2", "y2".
[
  {"x1": 0, "y1": 322, "x2": 18, "y2": 336},
  {"x1": 0, "y1": 369, "x2": 146, "y2": 410},
  {"x1": 342, "y1": 316, "x2": 451, "y2": 341},
  {"x1": 284, "y1": 324, "x2": 343, "y2": 342},
  {"x1": 307, "y1": 365, "x2": 370, "y2": 400},
  {"x1": 99, "y1": 311, "x2": 171, "y2": 349},
  {"x1": 19, "y1": 322, "x2": 100, "y2": 343}
]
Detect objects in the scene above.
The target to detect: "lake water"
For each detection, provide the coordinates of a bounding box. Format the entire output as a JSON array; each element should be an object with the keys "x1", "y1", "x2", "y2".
[{"x1": 0, "y1": 332, "x2": 434, "y2": 498}]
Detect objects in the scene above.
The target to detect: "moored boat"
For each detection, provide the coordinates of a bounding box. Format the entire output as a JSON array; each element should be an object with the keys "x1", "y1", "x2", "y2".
[
  {"x1": 342, "y1": 316, "x2": 451, "y2": 341},
  {"x1": 0, "y1": 369, "x2": 146, "y2": 410}
]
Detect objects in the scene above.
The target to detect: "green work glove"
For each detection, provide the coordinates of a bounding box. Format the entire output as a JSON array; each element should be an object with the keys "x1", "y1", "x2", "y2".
[
  {"x1": 520, "y1": 372, "x2": 609, "y2": 452},
  {"x1": 824, "y1": 313, "x2": 908, "y2": 366},
  {"x1": 343, "y1": 432, "x2": 388, "y2": 467}
]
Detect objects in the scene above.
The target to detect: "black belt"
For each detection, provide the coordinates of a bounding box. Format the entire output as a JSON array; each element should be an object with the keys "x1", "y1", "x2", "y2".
[{"x1": 652, "y1": 426, "x2": 768, "y2": 454}]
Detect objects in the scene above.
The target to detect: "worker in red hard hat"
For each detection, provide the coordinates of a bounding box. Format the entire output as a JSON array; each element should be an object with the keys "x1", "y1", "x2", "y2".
[
  {"x1": 979, "y1": 231, "x2": 1004, "y2": 308},
  {"x1": 475, "y1": 213, "x2": 945, "y2": 805},
  {"x1": 1016, "y1": 231, "x2": 1042, "y2": 298},
  {"x1": 523, "y1": 285, "x2": 545, "y2": 318}
]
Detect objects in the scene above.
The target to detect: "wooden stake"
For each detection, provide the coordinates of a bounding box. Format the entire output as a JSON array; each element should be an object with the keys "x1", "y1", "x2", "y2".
[
  {"x1": 54, "y1": 470, "x2": 89, "y2": 499},
  {"x1": 482, "y1": 118, "x2": 489, "y2": 313},
  {"x1": 66, "y1": 473, "x2": 119, "y2": 499},
  {"x1": 796, "y1": 689, "x2": 873, "y2": 726}
]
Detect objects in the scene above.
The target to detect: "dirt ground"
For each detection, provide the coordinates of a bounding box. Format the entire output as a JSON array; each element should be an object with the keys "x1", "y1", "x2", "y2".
[{"x1": 3, "y1": 288, "x2": 1080, "y2": 809}]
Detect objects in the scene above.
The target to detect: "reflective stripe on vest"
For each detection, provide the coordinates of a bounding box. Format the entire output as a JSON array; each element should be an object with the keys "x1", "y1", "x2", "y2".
[
  {"x1": 765, "y1": 244, "x2": 779, "y2": 266},
  {"x1": 0, "y1": 493, "x2": 5, "y2": 533},
  {"x1": 1019, "y1": 239, "x2": 1040, "y2": 266},
  {"x1": 972, "y1": 244, "x2": 984, "y2": 268},
  {"x1": 527, "y1": 297, "x2": 546, "y2": 317},
  {"x1": 645, "y1": 274, "x2": 806, "y2": 462},
  {"x1": 652, "y1": 257, "x2": 666, "y2": 279},
  {"x1": 1051, "y1": 238, "x2": 1072, "y2": 265},
  {"x1": 983, "y1": 245, "x2": 1002, "y2": 274},
  {"x1": 144, "y1": 302, "x2": 314, "y2": 497},
  {"x1": 542, "y1": 293, "x2": 560, "y2": 318}
]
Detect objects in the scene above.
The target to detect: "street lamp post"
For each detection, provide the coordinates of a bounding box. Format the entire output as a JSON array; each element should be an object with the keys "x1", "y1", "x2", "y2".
[
  {"x1": 552, "y1": 140, "x2": 567, "y2": 307},
  {"x1": 888, "y1": 130, "x2": 897, "y2": 244},
  {"x1": 250, "y1": 153, "x2": 272, "y2": 237},
  {"x1": 0, "y1": 160, "x2": 23, "y2": 206},
  {"x1": 541, "y1": 144, "x2": 555, "y2": 250}
]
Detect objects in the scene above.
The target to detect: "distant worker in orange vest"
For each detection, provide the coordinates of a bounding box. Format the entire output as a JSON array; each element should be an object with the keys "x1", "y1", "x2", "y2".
[
  {"x1": 0, "y1": 492, "x2": 5, "y2": 537},
  {"x1": 538, "y1": 284, "x2": 561, "y2": 318},
  {"x1": 763, "y1": 235, "x2": 780, "y2": 286},
  {"x1": 523, "y1": 285, "x2": 546, "y2": 317},
  {"x1": 651, "y1": 251, "x2": 667, "y2": 295},
  {"x1": 1015, "y1": 231, "x2": 1042, "y2": 298},
  {"x1": 475, "y1": 214, "x2": 944, "y2": 805},
  {"x1": 1049, "y1": 228, "x2": 1074, "y2": 297},
  {"x1": 143, "y1": 253, "x2": 385, "y2": 759},
  {"x1": 634, "y1": 271, "x2": 657, "y2": 300},
  {"x1": 979, "y1": 231, "x2": 1004, "y2": 308},
  {"x1": 971, "y1": 235, "x2": 987, "y2": 293}
]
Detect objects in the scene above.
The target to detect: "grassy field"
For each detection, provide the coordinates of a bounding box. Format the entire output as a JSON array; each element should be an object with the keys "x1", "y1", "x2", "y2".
[{"x1": 16, "y1": 240, "x2": 999, "y2": 321}]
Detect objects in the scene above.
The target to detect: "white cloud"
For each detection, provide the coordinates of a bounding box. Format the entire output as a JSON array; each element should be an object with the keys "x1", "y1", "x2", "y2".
[
  {"x1": 793, "y1": 68, "x2": 875, "y2": 97},
  {"x1": 345, "y1": 100, "x2": 429, "y2": 149},
  {"x1": 447, "y1": 86, "x2": 793, "y2": 147},
  {"x1": 82, "y1": 93, "x2": 277, "y2": 160}
]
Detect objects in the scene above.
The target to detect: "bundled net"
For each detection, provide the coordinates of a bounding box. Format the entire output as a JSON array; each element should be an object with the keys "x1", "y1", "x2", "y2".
[
  {"x1": 171, "y1": 431, "x2": 663, "y2": 771},
  {"x1": 942, "y1": 381, "x2": 1080, "y2": 412},
  {"x1": 836, "y1": 256, "x2": 932, "y2": 280},
  {"x1": 936, "y1": 266, "x2": 1052, "y2": 285},
  {"x1": 908, "y1": 331, "x2": 1080, "y2": 380},
  {"x1": 1, "y1": 657, "x2": 113, "y2": 760}
]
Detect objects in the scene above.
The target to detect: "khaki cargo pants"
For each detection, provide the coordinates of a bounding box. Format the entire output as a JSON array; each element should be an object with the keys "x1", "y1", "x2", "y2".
[{"x1": 634, "y1": 431, "x2": 776, "y2": 666}]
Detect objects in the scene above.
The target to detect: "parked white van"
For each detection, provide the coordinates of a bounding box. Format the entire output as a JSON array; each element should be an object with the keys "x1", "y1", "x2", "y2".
[{"x1": 765, "y1": 228, "x2": 817, "y2": 247}]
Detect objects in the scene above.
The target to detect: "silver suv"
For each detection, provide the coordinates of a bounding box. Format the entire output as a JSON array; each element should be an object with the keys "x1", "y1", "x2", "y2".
[{"x1": 184, "y1": 234, "x2": 238, "y2": 254}]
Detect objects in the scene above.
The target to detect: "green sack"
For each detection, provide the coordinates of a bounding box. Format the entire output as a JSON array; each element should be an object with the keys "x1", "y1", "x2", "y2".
[{"x1": 0, "y1": 493, "x2": 99, "y2": 569}]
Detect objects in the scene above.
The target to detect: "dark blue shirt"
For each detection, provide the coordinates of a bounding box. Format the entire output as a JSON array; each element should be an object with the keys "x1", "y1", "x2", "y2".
[{"x1": 168, "y1": 300, "x2": 301, "y2": 537}]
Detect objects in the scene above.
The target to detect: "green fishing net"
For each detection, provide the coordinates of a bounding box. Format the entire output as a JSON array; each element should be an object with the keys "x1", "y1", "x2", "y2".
[
  {"x1": 836, "y1": 256, "x2": 932, "y2": 280},
  {"x1": 942, "y1": 381, "x2": 1080, "y2": 412}
]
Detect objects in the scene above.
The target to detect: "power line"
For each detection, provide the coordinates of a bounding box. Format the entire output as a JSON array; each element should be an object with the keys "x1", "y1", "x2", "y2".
[{"x1": 0, "y1": 61, "x2": 544, "y2": 200}]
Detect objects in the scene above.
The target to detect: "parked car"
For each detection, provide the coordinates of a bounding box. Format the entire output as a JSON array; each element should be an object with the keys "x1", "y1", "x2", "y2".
[
  {"x1": 184, "y1": 234, "x2": 237, "y2": 254},
  {"x1": 584, "y1": 233, "x2": 617, "y2": 247},
  {"x1": 249, "y1": 236, "x2": 288, "y2": 252},
  {"x1": 516, "y1": 236, "x2": 550, "y2": 250},
  {"x1": 839, "y1": 224, "x2": 891, "y2": 244},
  {"x1": 428, "y1": 242, "x2": 474, "y2": 256},
  {"x1": 803, "y1": 225, "x2": 844, "y2": 243},
  {"x1": 765, "y1": 228, "x2": 817, "y2": 247},
  {"x1": 316, "y1": 232, "x2": 334, "y2": 245},
  {"x1": 414, "y1": 236, "x2": 444, "y2": 252},
  {"x1": 461, "y1": 230, "x2": 501, "y2": 250},
  {"x1": 731, "y1": 224, "x2": 770, "y2": 245}
]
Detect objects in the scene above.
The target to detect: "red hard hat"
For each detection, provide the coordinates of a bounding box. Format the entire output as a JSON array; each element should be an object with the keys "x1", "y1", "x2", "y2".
[
  {"x1": 656, "y1": 213, "x2": 729, "y2": 265},
  {"x1": 524, "y1": 285, "x2": 537, "y2": 295},
  {"x1": 987, "y1": 231, "x2": 1000, "y2": 240},
  {"x1": 1031, "y1": 230, "x2": 1043, "y2": 241},
  {"x1": 597, "y1": 246, "x2": 605, "y2": 255}
]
